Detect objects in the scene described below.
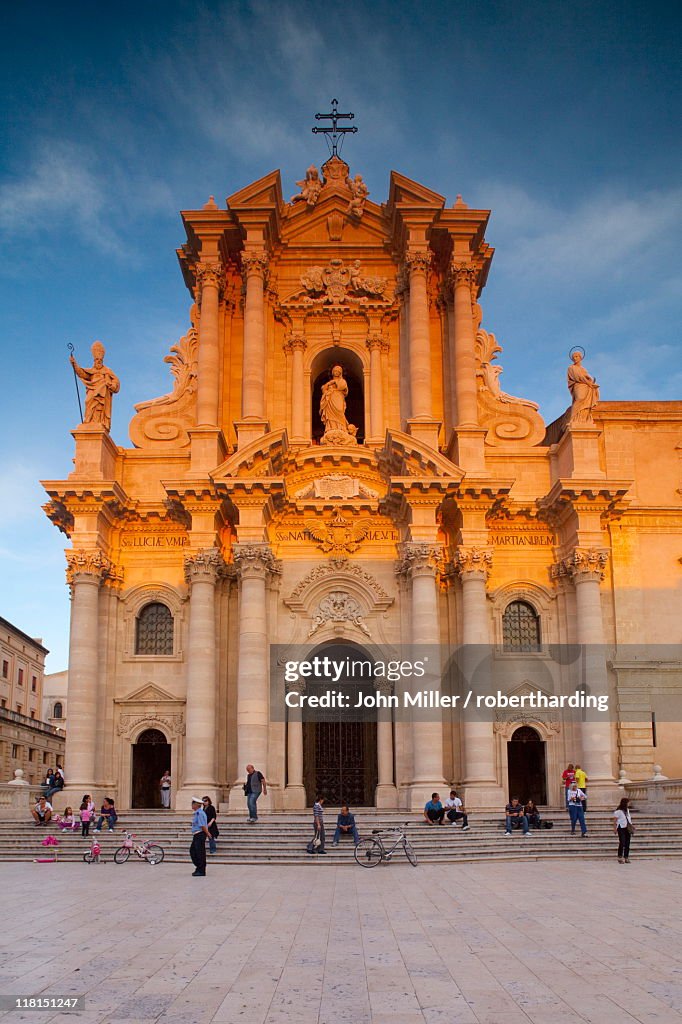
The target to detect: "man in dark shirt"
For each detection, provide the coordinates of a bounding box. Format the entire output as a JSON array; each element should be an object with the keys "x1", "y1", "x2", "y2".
[
  {"x1": 504, "y1": 797, "x2": 530, "y2": 836},
  {"x1": 332, "y1": 805, "x2": 360, "y2": 846}
]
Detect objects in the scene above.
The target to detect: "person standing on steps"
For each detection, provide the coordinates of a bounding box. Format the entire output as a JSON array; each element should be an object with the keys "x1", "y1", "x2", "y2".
[
  {"x1": 160, "y1": 770, "x2": 172, "y2": 809},
  {"x1": 190, "y1": 798, "x2": 209, "y2": 876},
  {"x1": 244, "y1": 764, "x2": 267, "y2": 822},
  {"x1": 613, "y1": 797, "x2": 634, "y2": 863},
  {"x1": 310, "y1": 795, "x2": 326, "y2": 854},
  {"x1": 574, "y1": 764, "x2": 588, "y2": 814},
  {"x1": 203, "y1": 796, "x2": 219, "y2": 854},
  {"x1": 566, "y1": 781, "x2": 588, "y2": 836}
]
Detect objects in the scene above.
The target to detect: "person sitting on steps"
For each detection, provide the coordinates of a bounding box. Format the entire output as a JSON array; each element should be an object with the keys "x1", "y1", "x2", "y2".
[
  {"x1": 332, "y1": 805, "x2": 360, "y2": 846},
  {"x1": 504, "y1": 797, "x2": 530, "y2": 836},
  {"x1": 444, "y1": 789, "x2": 470, "y2": 830},
  {"x1": 423, "y1": 793, "x2": 446, "y2": 825}
]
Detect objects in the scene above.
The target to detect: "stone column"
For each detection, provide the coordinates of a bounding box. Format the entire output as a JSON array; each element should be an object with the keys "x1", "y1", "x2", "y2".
[
  {"x1": 288, "y1": 335, "x2": 307, "y2": 443},
  {"x1": 179, "y1": 549, "x2": 224, "y2": 802},
  {"x1": 241, "y1": 250, "x2": 268, "y2": 421},
  {"x1": 284, "y1": 681, "x2": 306, "y2": 809},
  {"x1": 63, "y1": 551, "x2": 113, "y2": 794},
  {"x1": 399, "y1": 543, "x2": 447, "y2": 809},
  {"x1": 455, "y1": 546, "x2": 505, "y2": 808},
  {"x1": 366, "y1": 334, "x2": 386, "y2": 441},
  {"x1": 450, "y1": 262, "x2": 479, "y2": 427},
  {"x1": 195, "y1": 262, "x2": 223, "y2": 427},
  {"x1": 375, "y1": 681, "x2": 398, "y2": 807},
  {"x1": 233, "y1": 544, "x2": 280, "y2": 804},
  {"x1": 405, "y1": 251, "x2": 433, "y2": 419},
  {"x1": 561, "y1": 548, "x2": 618, "y2": 806}
]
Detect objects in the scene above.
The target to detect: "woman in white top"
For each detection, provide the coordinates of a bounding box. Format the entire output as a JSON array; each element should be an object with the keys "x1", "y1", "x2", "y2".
[
  {"x1": 160, "y1": 771, "x2": 172, "y2": 809},
  {"x1": 613, "y1": 797, "x2": 633, "y2": 863}
]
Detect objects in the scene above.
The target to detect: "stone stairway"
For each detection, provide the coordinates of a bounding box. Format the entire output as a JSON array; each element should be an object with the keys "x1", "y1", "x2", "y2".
[{"x1": 4, "y1": 808, "x2": 682, "y2": 864}]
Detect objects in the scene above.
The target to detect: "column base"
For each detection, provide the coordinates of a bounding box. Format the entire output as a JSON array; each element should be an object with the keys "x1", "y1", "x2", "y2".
[
  {"x1": 581, "y1": 779, "x2": 624, "y2": 810},
  {"x1": 460, "y1": 782, "x2": 507, "y2": 811},
  {"x1": 447, "y1": 427, "x2": 487, "y2": 473},
  {"x1": 375, "y1": 784, "x2": 399, "y2": 809},
  {"x1": 282, "y1": 785, "x2": 307, "y2": 810},
  {"x1": 234, "y1": 419, "x2": 270, "y2": 449},
  {"x1": 406, "y1": 418, "x2": 441, "y2": 451},
  {"x1": 175, "y1": 785, "x2": 220, "y2": 810},
  {"x1": 404, "y1": 780, "x2": 448, "y2": 812}
]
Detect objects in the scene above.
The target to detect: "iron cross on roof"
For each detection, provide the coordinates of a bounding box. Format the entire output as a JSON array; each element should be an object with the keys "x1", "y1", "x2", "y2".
[{"x1": 312, "y1": 99, "x2": 358, "y2": 156}]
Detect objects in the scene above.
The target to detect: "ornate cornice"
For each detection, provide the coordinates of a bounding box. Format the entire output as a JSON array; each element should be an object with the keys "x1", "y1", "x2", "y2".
[
  {"x1": 233, "y1": 543, "x2": 281, "y2": 580},
  {"x1": 452, "y1": 545, "x2": 493, "y2": 580},
  {"x1": 65, "y1": 549, "x2": 123, "y2": 587},
  {"x1": 550, "y1": 547, "x2": 609, "y2": 583},
  {"x1": 183, "y1": 547, "x2": 227, "y2": 585}
]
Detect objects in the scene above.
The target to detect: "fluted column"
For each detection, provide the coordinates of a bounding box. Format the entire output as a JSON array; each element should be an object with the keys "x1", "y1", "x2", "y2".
[
  {"x1": 195, "y1": 262, "x2": 223, "y2": 427},
  {"x1": 398, "y1": 543, "x2": 446, "y2": 809},
  {"x1": 241, "y1": 250, "x2": 268, "y2": 420},
  {"x1": 405, "y1": 251, "x2": 433, "y2": 419},
  {"x1": 366, "y1": 335, "x2": 386, "y2": 440},
  {"x1": 450, "y1": 262, "x2": 479, "y2": 427},
  {"x1": 287, "y1": 335, "x2": 307, "y2": 442},
  {"x1": 234, "y1": 544, "x2": 280, "y2": 797},
  {"x1": 455, "y1": 546, "x2": 504, "y2": 808},
  {"x1": 181, "y1": 549, "x2": 224, "y2": 797},
  {"x1": 63, "y1": 551, "x2": 115, "y2": 792},
  {"x1": 556, "y1": 548, "x2": 618, "y2": 805},
  {"x1": 284, "y1": 680, "x2": 306, "y2": 809}
]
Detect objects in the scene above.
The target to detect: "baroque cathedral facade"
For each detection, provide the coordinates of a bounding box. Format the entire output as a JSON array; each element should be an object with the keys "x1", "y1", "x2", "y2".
[{"x1": 42, "y1": 154, "x2": 682, "y2": 811}]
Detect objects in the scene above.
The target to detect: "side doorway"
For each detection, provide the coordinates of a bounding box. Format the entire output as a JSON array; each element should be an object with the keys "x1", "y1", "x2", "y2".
[
  {"x1": 507, "y1": 725, "x2": 547, "y2": 804},
  {"x1": 131, "y1": 728, "x2": 171, "y2": 808}
]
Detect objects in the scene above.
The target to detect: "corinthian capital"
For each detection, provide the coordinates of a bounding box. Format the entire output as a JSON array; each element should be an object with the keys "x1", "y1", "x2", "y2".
[
  {"x1": 551, "y1": 548, "x2": 609, "y2": 583},
  {"x1": 233, "y1": 543, "x2": 281, "y2": 580},
  {"x1": 65, "y1": 549, "x2": 121, "y2": 586},
  {"x1": 404, "y1": 250, "x2": 432, "y2": 276},
  {"x1": 241, "y1": 250, "x2": 269, "y2": 278},
  {"x1": 449, "y1": 261, "x2": 478, "y2": 290},
  {"x1": 183, "y1": 547, "x2": 226, "y2": 585},
  {"x1": 195, "y1": 261, "x2": 224, "y2": 297},
  {"x1": 396, "y1": 542, "x2": 443, "y2": 579},
  {"x1": 452, "y1": 545, "x2": 493, "y2": 580}
]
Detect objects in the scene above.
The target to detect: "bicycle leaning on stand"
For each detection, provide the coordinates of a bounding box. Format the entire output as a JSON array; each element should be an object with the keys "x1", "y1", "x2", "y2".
[
  {"x1": 354, "y1": 823, "x2": 418, "y2": 867},
  {"x1": 113, "y1": 831, "x2": 165, "y2": 865}
]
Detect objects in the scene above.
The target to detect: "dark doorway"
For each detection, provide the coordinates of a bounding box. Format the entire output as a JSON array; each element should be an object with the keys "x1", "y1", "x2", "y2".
[
  {"x1": 304, "y1": 718, "x2": 377, "y2": 807},
  {"x1": 507, "y1": 726, "x2": 547, "y2": 804},
  {"x1": 311, "y1": 365, "x2": 365, "y2": 443},
  {"x1": 132, "y1": 728, "x2": 171, "y2": 808}
]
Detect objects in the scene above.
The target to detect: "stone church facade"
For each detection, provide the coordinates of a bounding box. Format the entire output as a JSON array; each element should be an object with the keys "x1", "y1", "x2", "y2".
[{"x1": 42, "y1": 155, "x2": 682, "y2": 811}]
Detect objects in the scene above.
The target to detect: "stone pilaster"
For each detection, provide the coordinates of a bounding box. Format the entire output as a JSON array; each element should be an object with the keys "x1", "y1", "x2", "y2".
[
  {"x1": 375, "y1": 679, "x2": 398, "y2": 808},
  {"x1": 283, "y1": 679, "x2": 306, "y2": 809},
  {"x1": 285, "y1": 335, "x2": 307, "y2": 443},
  {"x1": 552, "y1": 547, "x2": 619, "y2": 806},
  {"x1": 177, "y1": 548, "x2": 225, "y2": 805},
  {"x1": 195, "y1": 262, "x2": 224, "y2": 428},
  {"x1": 396, "y1": 542, "x2": 447, "y2": 809},
  {"x1": 454, "y1": 546, "x2": 505, "y2": 808},
  {"x1": 404, "y1": 250, "x2": 440, "y2": 449},
  {"x1": 63, "y1": 550, "x2": 119, "y2": 796},
  {"x1": 366, "y1": 334, "x2": 387, "y2": 442},
  {"x1": 232, "y1": 544, "x2": 281, "y2": 807}
]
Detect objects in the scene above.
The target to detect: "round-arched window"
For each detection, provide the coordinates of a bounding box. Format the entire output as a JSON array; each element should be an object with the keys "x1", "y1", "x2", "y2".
[
  {"x1": 135, "y1": 602, "x2": 174, "y2": 656},
  {"x1": 53, "y1": 702, "x2": 63, "y2": 719},
  {"x1": 502, "y1": 600, "x2": 540, "y2": 652}
]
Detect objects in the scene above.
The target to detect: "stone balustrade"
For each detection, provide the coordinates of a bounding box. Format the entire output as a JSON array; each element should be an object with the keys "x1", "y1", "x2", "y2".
[{"x1": 625, "y1": 779, "x2": 682, "y2": 814}]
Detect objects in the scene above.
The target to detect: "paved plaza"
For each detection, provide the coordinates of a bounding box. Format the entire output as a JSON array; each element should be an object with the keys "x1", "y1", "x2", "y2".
[{"x1": 1, "y1": 859, "x2": 681, "y2": 1024}]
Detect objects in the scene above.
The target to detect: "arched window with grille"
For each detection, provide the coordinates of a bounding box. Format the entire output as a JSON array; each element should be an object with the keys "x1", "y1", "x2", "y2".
[
  {"x1": 502, "y1": 600, "x2": 540, "y2": 652},
  {"x1": 53, "y1": 702, "x2": 63, "y2": 719},
  {"x1": 135, "y1": 602, "x2": 174, "y2": 656}
]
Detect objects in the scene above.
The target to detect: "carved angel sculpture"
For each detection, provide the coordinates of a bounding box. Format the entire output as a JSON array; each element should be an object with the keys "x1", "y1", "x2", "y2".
[
  {"x1": 290, "y1": 165, "x2": 322, "y2": 207},
  {"x1": 346, "y1": 173, "x2": 369, "y2": 218}
]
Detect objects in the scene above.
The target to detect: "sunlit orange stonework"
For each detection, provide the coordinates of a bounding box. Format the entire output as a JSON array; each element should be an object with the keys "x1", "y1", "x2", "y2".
[{"x1": 41, "y1": 157, "x2": 682, "y2": 812}]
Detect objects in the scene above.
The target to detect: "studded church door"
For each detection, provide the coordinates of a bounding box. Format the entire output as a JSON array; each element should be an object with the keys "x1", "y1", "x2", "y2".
[{"x1": 304, "y1": 718, "x2": 377, "y2": 807}]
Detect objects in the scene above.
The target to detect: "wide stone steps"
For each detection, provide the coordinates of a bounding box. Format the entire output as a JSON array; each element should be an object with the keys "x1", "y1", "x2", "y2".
[{"x1": 6, "y1": 810, "x2": 682, "y2": 864}]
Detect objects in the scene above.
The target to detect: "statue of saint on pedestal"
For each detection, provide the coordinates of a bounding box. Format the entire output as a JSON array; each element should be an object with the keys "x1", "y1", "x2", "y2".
[
  {"x1": 567, "y1": 350, "x2": 599, "y2": 424},
  {"x1": 70, "y1": 341, "x2": 120, "y2": 432},
  {"x1": 319, "y1": 365, "x2": 358, "y2": 445}
]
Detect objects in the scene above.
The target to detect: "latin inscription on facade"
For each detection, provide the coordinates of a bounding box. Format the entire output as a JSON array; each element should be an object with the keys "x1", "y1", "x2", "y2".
[
  {"x1": 490, "y1": 534, "x2": 552, "y2": 546},
  {"x1": 121, "y1": 535, "x2": 189, "y2": 548},
  {"x1": 272, "y1": 527, "x2": 399, "y2": 543}
]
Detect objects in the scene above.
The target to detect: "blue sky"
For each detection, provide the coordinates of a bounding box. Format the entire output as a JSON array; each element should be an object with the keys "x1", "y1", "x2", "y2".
[{"x1": 1, "y1": 0, "x2": 680, "y2": 672}]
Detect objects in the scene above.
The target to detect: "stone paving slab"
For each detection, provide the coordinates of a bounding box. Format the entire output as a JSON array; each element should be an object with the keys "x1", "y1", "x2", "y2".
[{"x1": 0, "y1": 860, "x2": 681, "y2": 1023}]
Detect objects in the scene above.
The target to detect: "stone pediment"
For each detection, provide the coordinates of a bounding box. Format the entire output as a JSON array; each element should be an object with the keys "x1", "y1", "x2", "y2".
[
  {"x1": 227, "y1": 169, "x2": 283, "y2": 212},
  {"x1": 387, "y1": 171, "x2": 445, "y2": 210},
  {"x1": 114, "y1": 683, "x2": 183, "y2": 705},
  {"x1": 379, "y1": 430, "x2": 464, "y2": 480}
]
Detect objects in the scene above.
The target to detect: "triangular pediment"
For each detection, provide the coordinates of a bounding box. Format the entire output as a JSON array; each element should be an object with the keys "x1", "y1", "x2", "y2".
[
  {"x1": 227, "y1": 169, "x2": 283, "y2": 211},
  {"x1": 281, "y1": 194, "x2": 389, "y2": 247},
  {"x1": 387, "y1": 171, "x2": 445, "y2": 210},
  {"x1": 115, "y1": 683, "x2": 182, "y2": 705}
]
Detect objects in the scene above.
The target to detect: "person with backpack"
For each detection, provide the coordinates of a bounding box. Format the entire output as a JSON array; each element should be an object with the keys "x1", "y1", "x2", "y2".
[{"x1": 613, "y1": 797, "x2": 634, "y2": 863}]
